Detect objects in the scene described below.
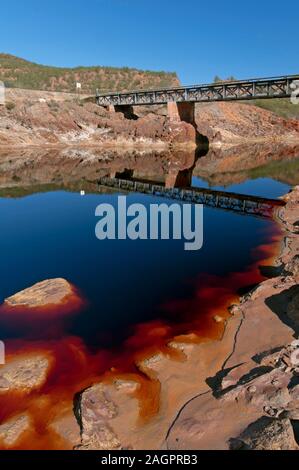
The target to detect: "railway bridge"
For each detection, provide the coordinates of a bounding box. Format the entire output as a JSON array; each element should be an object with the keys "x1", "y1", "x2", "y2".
[{"x1": 96, "y1": 74, "x2": 299, "y2": 123}]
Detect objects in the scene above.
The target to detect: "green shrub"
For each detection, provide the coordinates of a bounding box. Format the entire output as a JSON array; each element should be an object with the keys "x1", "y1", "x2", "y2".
[{"x1": 5, "y1": 101, "x2": 15, "y2": 111}]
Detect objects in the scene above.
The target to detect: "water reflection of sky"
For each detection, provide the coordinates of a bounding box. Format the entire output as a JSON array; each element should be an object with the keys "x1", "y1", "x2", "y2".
[{"x1": 192, "y1": 176, "x2": 290, "y2": 199}]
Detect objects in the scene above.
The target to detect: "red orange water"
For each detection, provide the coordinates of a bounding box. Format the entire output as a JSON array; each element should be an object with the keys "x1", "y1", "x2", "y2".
[{"x1": 0, "y1": 225, "x2": 282, "y2": 449}]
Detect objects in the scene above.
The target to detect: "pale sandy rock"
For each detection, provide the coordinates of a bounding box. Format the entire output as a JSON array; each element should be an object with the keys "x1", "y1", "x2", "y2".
[
  {"x1": 0, "y1": 414, "x2": 31, "y2": 447},
  {"x1": 76, "y1": 383, "x2": 121, "y2": 450},
  {"x1": 290, "y1": 349, "x2": 299, "y2": 366},
  {"x1": 195, "y1": 102, "x2": 299, "y2": 144},
  {"x1": 137, "y1": 353, "x2": 166, "y2": 373},
  {"x1": 0, "y1": 354, "x2": 51, "y2": 392},
  {"x1": 213, "y1": 315, "x2": 225, "y2": 323},
  {"x1": 4, "y1": 278, "x2": 74, "y2": 308},
  {"x1": 77, "y1": 426, "x2": 121, "y2": 451},
  {"x1": 227, "y1": 304, "x2": 241, "y2": 316},
  {"x1": 229, "y1": 417, "x2": 298, "y2": 450},
  {"x1": 285, "y1": 384, "x2": 299, "y2": 419},
  {"x1": 49, "y1": 412, "x2": 81, "y2": 448},
  {"x1": 284, "y1": 255, "x2": 299, "y2": 277},
  {"x1": 167, "y1": 340, "x2": 195, "y2": 356},
  {"x1": 113, "y1": 379, "x2": 139, "y2": 393},
  {"x1": 222, "y1": 368, "x2": 292, "y2": 413},
  {"x1": 166, "y1": 356, "x2": 297, "y2": 449}
]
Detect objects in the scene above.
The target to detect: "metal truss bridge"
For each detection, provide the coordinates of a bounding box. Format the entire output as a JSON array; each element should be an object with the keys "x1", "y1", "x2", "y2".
[
  {"x1": 96, "y1": 74, "x2": 299, "y2": 107},
  {"x1": 98, "y1": 176, "x2": 285, "y2": 218}
]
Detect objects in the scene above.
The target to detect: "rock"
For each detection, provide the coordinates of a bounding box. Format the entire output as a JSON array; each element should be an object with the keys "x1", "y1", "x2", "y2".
[
  {"x1": 0, "y1": 92, "x2": 198, "y2": 148},
  {"x1": 285, "y1": 385, "x2": 299, "y2": 420},
  {"x1": 229, "y1": 417, "x2": 298, "y2": 450},
  {"x1": 290, "y1": 384, "x2": 299, "y2": 400},
  {"x1": 221, "y1": 376, "x2": 238, "y2": 389},
  {"x1": 0, "y1": 353, "x2": 51, "y2": 392},
  {"x1": 284, "y1": 255, "x2": 299, "y2": 277},
  {"x1": 227, "y1": 304, "x2": 241, "y2": 316},
  {"x1": 223, "y1": 368, "x2": 292, "y2": 411},
  {"x1": 137, "y1": 353, "x2": 165, "y2": 372},
  {"x1": 286, "y1": 286, "x2": 299, "y2": 327},
  {"x1": 195, "y1": 102, "x2": 299, "y2": 144},
  {"x1": 76, "y1": 426, "x2": 121, "y2": 451},
  {"x1": 4, "y1": 278, "x2": 78, "y2": 309},
  {"x1": 113, "y1": 379, "x2": 139, "y2": 393},
  {"x1": 75, "y1": 383, "x2": 121, "y2": 450},
  {"x1": 49, "y1": 412, "x2": 81, "y2": 448},
  {"x1": 285, "y1": 409, "x2": 299, "y2": 420},
  {"x1": 213, "y1": 315, "x2": 224, "y2": 323},
  {"x1": 290, "y1": 349, "x2": 299, "y2": 366},
  {"x1": 0, "y1": 414, "x2": 31, "y2": 447}
]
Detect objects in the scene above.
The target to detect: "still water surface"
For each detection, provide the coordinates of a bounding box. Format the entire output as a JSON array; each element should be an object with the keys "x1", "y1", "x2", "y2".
[
  {"x1": 0, "y1": 148, "x2": 298, "y2": 449},
  {"x1": 0, "y1": 158, "x2": 291, "y2": 348}
]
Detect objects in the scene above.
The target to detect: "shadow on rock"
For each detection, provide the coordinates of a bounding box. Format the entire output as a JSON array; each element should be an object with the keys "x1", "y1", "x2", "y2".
[{"x1": 265, "y1": 284, "x2": 299, "y2": 334}]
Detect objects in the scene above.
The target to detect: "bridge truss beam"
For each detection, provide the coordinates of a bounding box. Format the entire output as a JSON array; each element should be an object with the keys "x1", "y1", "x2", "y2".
[
  {"x1": 98, "y1": 177, "x2": 285, "y2": 218},
  {"x1": 96, "y1": 75, "x2": 299, "y2": 107}
]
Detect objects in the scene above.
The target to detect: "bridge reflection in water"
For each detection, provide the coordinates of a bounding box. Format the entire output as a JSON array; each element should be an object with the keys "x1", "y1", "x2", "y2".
[{"x1": 98, "y1": 175, "x2": 285, "y2": 219}]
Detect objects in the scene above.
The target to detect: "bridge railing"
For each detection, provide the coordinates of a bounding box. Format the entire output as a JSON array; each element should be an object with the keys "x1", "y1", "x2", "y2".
[
  {"x1": 96, "y1": 74, "x2": 299, "y2": 106},
  {"x1": 98, "y1": 176, "x2": 285, "y2": 218}
]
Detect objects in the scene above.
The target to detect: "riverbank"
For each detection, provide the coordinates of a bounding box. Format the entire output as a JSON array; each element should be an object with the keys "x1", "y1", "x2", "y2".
[
  {"x1": 166, "y1": 186, "x2": 299, "y2": 449},
  {"x1": 1, "y1": 88, "x2": 299, "y2": 149},
  {"x1": 74, "y1": 186, "x2": 299, "y2": 450}
]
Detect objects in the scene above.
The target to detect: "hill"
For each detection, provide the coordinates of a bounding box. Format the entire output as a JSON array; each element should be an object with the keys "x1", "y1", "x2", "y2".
[
  {"x1": 213, "y1": 74, "x2": 299, "y2": 119},
  {"x1": 0, "y1": 53, "x2": 180, "y2": 94},
  {"x1": 247, "y1": 98, "x2": 299, "y2": 120}
]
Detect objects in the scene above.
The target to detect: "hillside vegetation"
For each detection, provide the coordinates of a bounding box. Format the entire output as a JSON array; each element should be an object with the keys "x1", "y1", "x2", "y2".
[
  {"x1": 247, "y1": 99, "x2": 299, "y2": 120},
  {"x1": 213, "y1": 75, "x2": 299, "y2": 119},
  {"x1": 0, "y1": 53, "x2": 180, "y2": 93}
]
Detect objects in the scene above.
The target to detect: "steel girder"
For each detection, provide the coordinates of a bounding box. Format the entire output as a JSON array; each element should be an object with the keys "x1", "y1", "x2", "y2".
[{"x1": 96, "y1": 75, "x2": 299, "y2": 106}]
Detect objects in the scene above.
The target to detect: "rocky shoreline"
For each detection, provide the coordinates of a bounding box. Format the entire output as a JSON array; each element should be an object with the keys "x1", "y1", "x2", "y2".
[
  {"x1": 165, "y1": 186, "x2": 299, "y2": 449},
  {"x1": 1, "y1": 88, "x2": 299, "y2": 149},
  {"x1": 71, "y1": 186, "x2": 299, "y2": 450}
]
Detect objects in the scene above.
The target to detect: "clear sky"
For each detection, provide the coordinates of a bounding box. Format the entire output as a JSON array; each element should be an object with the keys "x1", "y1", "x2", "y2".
[{"x1": 0, "y1": 0, "x2": 298, "y2": 85}]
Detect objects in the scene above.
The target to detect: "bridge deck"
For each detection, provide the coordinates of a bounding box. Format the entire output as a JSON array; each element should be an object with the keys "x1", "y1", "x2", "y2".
[
  {"x1": 98, "y1": 176, "x2": 285, "y2": 218},
  {"x1": 96, "y1": 74, "x2": 299, "y2": 106}
]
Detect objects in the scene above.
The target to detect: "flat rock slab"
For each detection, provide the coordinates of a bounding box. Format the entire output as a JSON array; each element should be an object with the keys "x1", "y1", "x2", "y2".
[
  {"x1": 4, "y1": 278, "x2": 75, "y2": 309},
  {"x1": 49, "y1": 412, "x2": 81, "y2": 449},
  {"x1": 229, "y1": 416, "x2": 298, "y2": 450},
  {"x1": 0, "y1": 413, "x2": 31, "y2": 447},
  {"x1": 0, "y1": 353, "x2": 51, "y2": 392}
]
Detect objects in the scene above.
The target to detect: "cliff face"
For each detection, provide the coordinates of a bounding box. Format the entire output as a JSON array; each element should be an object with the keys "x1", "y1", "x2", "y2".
[
  {"x1": 0, "y1": 89, "x2": 196, "y2": 148},
  {"x1": 195, "y1": 101, "x2": 299, "y2": 144}
]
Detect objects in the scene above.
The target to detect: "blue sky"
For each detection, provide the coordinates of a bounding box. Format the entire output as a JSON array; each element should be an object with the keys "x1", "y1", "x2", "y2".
[{"x1": 0, "y1": 0, "x2": 298, "y2": 84}]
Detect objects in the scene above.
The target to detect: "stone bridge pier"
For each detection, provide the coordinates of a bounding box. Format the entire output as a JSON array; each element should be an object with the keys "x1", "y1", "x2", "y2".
[
  {"x1": 105, "y1": 100, "x2": 207, "y2": 146},
  {"x1": 107, "y1": 101, "x2": 195, "y2": 125},
  {"x1": 167, "y1": 102, "x2": 195, "y2": 124},
  {"x1": 106, "y1": 105, "x2": 138, "y2": 120}
]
